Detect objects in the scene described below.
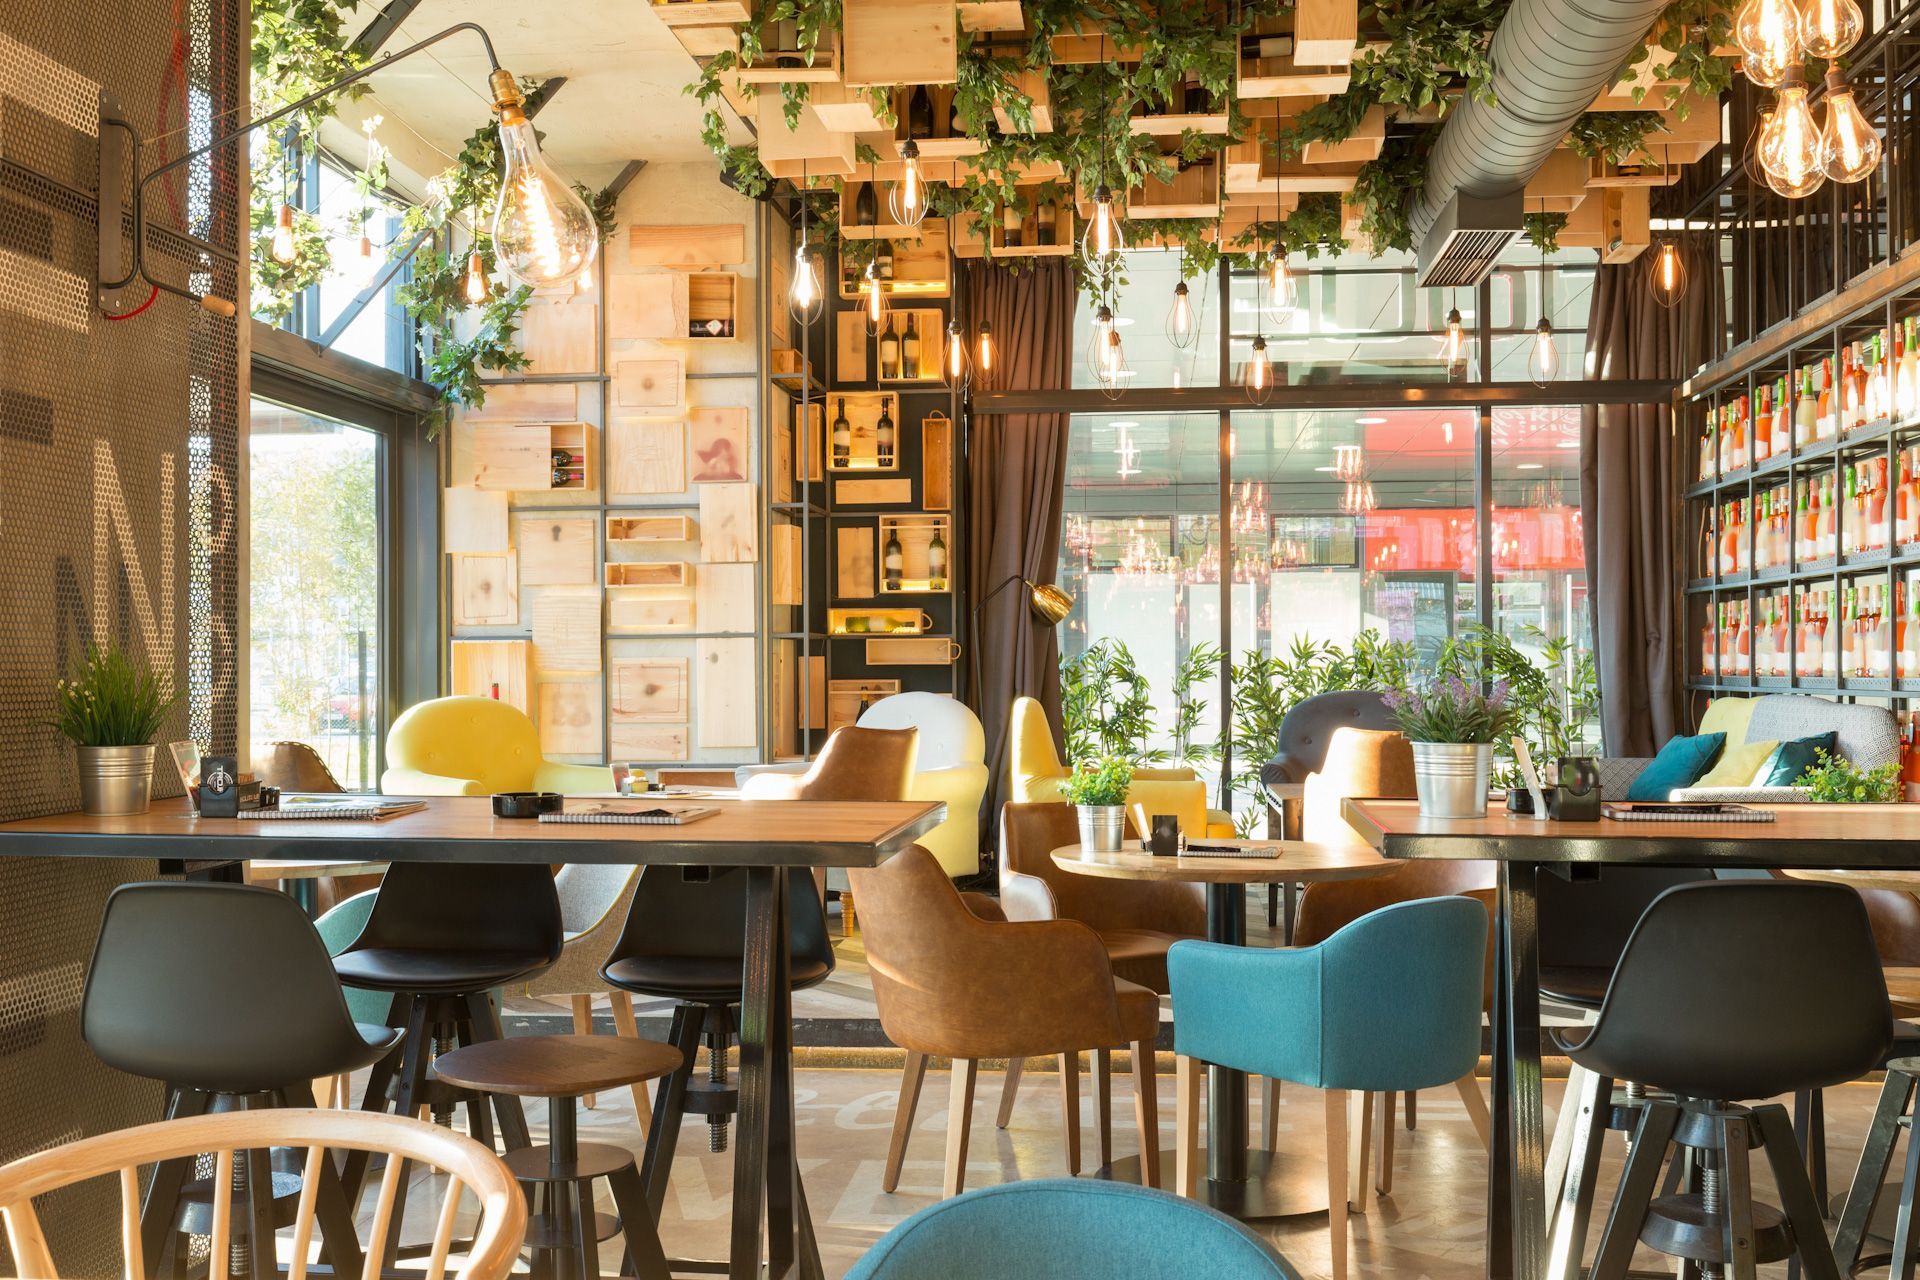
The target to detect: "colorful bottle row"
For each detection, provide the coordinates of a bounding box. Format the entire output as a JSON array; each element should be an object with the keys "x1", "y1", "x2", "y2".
[{"x1": 1700, "y1": 584, "x2": 1920, "y2": 681}]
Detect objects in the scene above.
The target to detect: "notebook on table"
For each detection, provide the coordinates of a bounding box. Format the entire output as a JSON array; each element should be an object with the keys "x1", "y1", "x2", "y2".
[
  {"x1": 237, "y1": 797, "x2": 425, "y2": 821},
  {"x1": 1599, "y1": 802, "x2": 1777, "y2": 824},
  {"x1": 1142, "y1": 840, "x2": 1283, "y2": 859},
  {"x1": 539, "y1": 801, "x2": 721, "y2": 826}
]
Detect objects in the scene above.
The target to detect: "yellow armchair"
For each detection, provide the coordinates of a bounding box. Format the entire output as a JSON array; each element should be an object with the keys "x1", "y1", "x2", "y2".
[
  {"x1": 382, "y1": 696, "x2": 613, "y2": 796},
  {"x1": 1008, "y1": 696, "x2": 1236, "y2": 837}
]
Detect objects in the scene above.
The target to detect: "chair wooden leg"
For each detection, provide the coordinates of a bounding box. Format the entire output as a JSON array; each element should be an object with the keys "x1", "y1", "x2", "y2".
[
  {"x1": 1348, "y1": 1091, "x2": 1375, "y2": 1211},
  {"x1": 1131, "y1": 1041, "x2": 1160, "y2": 1189},
  {"x1": 1405, "y1": 1089, "x2": 1418, "y2": 1130},
  {"x1": 571, "y1": 995, "x2": 598, "y2": 1108},
  {"x1": 1327, "y1": 1089, "x2": 1351, "y2": 1280},
  {"x1": 608, "y1": 993, "x2": 652, "y2": 1140},
  {"x1": 1455, "y1": 1072, "x2": 1491, "y2": 1150},
  {"x1": 943, "y1": 1059, "x2": 977, "y2": 1199},
  {"x1": 883, "y1": 1051, "x2": 928, "y2": 1194},
  {"x1": 1058, "y1": 1053, "x2": 1082, "y2": 1175},
  {"x1": 1094, "y1": 1049, "x2": 1113, "y2": 1170},
  {"x1": 1264, "y1": 1076, "x2": 1281, "y2": 1151},
  {"x1": 842, "y1": 892, "x2": 856, "y2": 937},
  {"x1": 1175, "y1": 1056, "x2": 1203, "y2": 1199},
  {"x1": 1376, "y1": 1092, "x2": 1397, "y2": 1196},
  {"x1": 996, "y1": 1057, "x2": 1024, "y2": 1128}
]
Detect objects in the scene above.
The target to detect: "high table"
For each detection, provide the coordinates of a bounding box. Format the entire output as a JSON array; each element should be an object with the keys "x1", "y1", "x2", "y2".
[
  {"x1": 0, "y1": 795, "x2": 945, "y2": 1280},
  {"x1": 1050, "y1": 839, "x2": 1391, "y2": 1217},
  {"x1": 1342, "y1": 798, "x2": 1920, "y2": 1280}
]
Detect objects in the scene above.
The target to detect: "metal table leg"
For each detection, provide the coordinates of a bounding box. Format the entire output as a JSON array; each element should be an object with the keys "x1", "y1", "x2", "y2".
[{"x1": 1491, "y1": 861, "x2": 1547, "y2": 1280}]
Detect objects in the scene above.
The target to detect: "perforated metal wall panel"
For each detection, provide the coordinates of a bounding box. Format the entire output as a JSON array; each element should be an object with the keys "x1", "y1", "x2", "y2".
[{"x1": 0, "y1": 0, "x2": 242, "y2": 1268}]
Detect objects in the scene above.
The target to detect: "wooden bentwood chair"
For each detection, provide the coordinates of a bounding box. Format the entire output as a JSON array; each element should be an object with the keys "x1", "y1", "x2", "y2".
[
  {"x1": 0, "y1": 1109, "x2": 526, "y2": 1280},
  {"x1": 851, "y1": 844, "x2": 1163, "y2": 1196}
]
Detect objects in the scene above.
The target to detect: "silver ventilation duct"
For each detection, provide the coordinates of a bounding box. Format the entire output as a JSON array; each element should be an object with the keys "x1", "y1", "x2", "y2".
[{"x1": 1407, "y1": 0, "x2": 1672, "y2": 287}]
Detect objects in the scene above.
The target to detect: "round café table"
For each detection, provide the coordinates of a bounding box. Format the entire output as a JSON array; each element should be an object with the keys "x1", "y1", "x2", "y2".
[{"x1": 1051, "y1": 839, "x2": 1392, "y2": 1220}]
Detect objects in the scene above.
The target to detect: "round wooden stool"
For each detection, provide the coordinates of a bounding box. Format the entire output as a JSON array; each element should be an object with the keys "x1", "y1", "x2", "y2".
[{"x1": 436, "y1": 1034, "x2": 681, "y2": 1280}]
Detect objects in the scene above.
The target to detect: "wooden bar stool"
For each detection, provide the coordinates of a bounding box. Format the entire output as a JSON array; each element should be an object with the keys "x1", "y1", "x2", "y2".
[{"x1": 435, "y1": 1035, "x2": 680, "y2": 1280}]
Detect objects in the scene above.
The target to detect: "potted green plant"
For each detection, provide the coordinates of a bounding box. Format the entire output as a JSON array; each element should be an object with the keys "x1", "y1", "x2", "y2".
[
  {"x1": 53, "y1": 643, "x2": 181, "y2": 816},
  {"x1": 1796, "y1": 749, "x2": 1903, "y2": 802},
  {"x1": 1060, "y1": 756, "x2": 1135, "y2": 854},
  {"x1": 1384, "y1": 676, "x2": 1517, "y2": 819}
]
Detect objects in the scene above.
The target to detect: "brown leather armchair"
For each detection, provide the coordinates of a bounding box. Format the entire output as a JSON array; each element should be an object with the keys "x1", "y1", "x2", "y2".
[
  {"x1": 741, "y1": 725, "x2": 918, "y2": 910},
  {"x1": 849, "y1": 844, "x2": 1162, "y2": 1197}
]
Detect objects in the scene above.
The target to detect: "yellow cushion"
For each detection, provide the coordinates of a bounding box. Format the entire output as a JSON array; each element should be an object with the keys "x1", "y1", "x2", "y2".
[
  {"x1": 1695, "y1": 738, "x2": 1779, "y2": 788},
  {"x1": 1698, "y1": 697, "x2": 1756, "y2": 747},
  {"x1": 1009, "y1": 696, "x2": 1068, "y2": 802}
]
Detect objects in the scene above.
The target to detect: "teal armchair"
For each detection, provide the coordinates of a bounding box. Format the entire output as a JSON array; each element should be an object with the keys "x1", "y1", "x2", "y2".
[{"x1": 1168, "y1": 897, "x2": 1487, "y2": 1280}]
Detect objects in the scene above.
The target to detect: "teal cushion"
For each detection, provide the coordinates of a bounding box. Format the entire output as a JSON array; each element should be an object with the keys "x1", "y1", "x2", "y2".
[
  {"x1": 1625, "y1": 733, "x2": 1727, "y2": 801},
  {"x1": 1758, "y1": 731, "x2": 1840, "y2": 786}
]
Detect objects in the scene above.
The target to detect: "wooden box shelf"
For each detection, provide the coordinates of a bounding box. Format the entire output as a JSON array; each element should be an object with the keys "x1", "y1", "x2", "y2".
[
  {"x1": 830, "y1": 607, "x2": 935, "y2": 634},
  {"x1": 828, "y1": 678, "x2": 900, "y2": 733},
  {"x1": 608, "y1": 515, "x2": 695, "y2": 543},
  {"x1": 450, "y1": 640, "x2": 534, "y2": 714},
  {"x1": 652, "y1": 0, "x2": 751, "y2": 27},
  {"x1": 877, "y1": 309, "x2": 943, "y2": 384},
  {"x1": 686, "y1": 272, "x2": 738, "y2": 339},
  {"x1": 878, "y1": 513, "x2": 952, "y2": 594},
  {"x1": 822, "y1": 393, "x2": 905, "y2": 471},
  {"x1": 472, "y1": 423, "x2": 591, "y2": 492},
  {"x1": 951, "y1": 204, "x2": 1075, "y2": 259},
  {"x1": 922, "y1": 412, "x2": 952, "y2": 510},
  {"x1": 606, "y1": 562, "x2": 691, "y2": 589},
  {"x1": 866, "y1": 636, "x2": 961, "y2": 665},
  {"x1": 838, "y1": 224, "x2": 951, "y2": 296}
]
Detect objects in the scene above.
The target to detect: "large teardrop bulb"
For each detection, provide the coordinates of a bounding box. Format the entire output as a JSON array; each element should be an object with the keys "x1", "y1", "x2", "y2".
[
  {"x1": 1529, "y1": 317, "x2": 1558, "y2": 386},
  {"x1": 1166, "y1": 280, "x2": 1197, "y2": 348},
  {"x1": 1265, "y1": 251, "x2": 1298, "y2": 321},
  {"x1": 789, "y1": 241, "x2": 824, "y2": 322},
  {"x1": 1651, "y1": 240, "x2": 1689, "y2": 307},
  {"x1": 1440, "y1": 306, "x2": 1464, "y2": 366},
  {"x1": 1800, "y1": 0, "x2": 1863, "y2": 57},
  {"x1": 1736, "y1": 0, "x2": 1802, "y2": 87},
  {"x1": 862, "y1": 258, "x2": 889, "y2": 336},
  {"x1": 1820, "y1": 70, "x2": 1883, "y2": 183},
  {"x1": 490, "y1": 72, "x2": 598, "y2": 290},
  {"x1": 1244, "y1": 335, "x2": 1273, "y2": 405},
  {"x1": 270, "y1": 203, "x2": 297, "y2": 265},
  {"x1": 888, "y1": 140, "x2": 928, "y2": 228},
  {"x1": 943, "y1": 320, "x2": 968, "y2": 386},
  {"x1": 1762, "y1": 74, "x2": 1828, "y2": 198},
  {"x1": 975, "y1": 322, "x2": 994, "y2": 385},
  {"x1": 1079, "y1": 185, "x2": 1127, "y2": 279}
]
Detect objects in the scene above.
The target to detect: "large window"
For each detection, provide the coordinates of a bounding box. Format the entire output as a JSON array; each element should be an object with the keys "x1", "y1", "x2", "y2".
[{"x1": 249, "y1": 398, "x2": 384, "y2": 789}]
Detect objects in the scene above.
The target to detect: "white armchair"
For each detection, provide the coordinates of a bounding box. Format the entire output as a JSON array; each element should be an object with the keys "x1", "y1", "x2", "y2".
[{"x1": 856, "y1": 693, "x2": 988, "y2": 879}]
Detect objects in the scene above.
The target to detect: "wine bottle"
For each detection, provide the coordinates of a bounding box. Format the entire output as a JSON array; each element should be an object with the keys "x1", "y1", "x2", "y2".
[
  {"x1": 902, "y1": 315, "x2": 920, "y2": 380},
  {"x1": 831, "y1": 397, "x2": 851, "y2": 468},
  {"x1": 908, "y1": 86, "x2": 935, "y2": 140},
  {"x1": 927, "y1": 528, "x2": 947, "y2": 590},
  {"x1": 876, "y1": 395, "x2": 896, "y2": 466},
  {"x1": 1002, "y1": 202, "x2": 1023, "y2": 248},
  {"x1": 883, "y1": 527, "x2": 904, "y2": 590},
  {"x1": 772, "y1": 18, "x2": 801, "y2": 67},
  {"x1": 879, "y1": 316, "x2": 900, "y2": 380},
  {"x1": 854, "y1": 181, "x2": 878, "y2": 227},
  {"x1": 551, "y1": 448, "x2": 575, "y2": 470},
  {"x1": 690, "y1": 318, "x2": 732, "y2": 338},
  {"x1": 948, "y1": 92, "x2": 965, "y2": 138},
  {"x1": 877, "y1": 240, "x2": 894, "y2": 279},
  {"x1": 1034, "y1": 198, "x2": 1057, "y2": 246}
]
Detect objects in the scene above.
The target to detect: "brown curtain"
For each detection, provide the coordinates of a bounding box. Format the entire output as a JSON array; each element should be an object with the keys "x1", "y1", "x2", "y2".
[
  {"x1": 964, "y1": 259, "x2": 1074, "y2": 828},
  {"x1": 1580, "y1": 236, "x2": 1719, "y2": 756}
]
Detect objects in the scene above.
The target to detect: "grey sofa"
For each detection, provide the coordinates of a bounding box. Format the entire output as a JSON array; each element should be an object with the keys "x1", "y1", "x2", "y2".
[{"x1": 1606, "y1": 694, "x2": 1900, "y2": 802}]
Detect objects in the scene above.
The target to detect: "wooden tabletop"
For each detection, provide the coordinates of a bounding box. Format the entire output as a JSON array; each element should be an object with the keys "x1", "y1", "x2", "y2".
[
  {"x1": 1050, "y1": 840, "x2": 1392, "y2": 885},
  {"x1": 1345, "y1": 798, "x2": 1920, "y2": 869},
  {"x1": 433, "y1": 1034, "x2": 684, "y2": 1098},
  {"x1": 243, "y1": 857, "x2": 391, "y2": 882},
  {"x1": 1784, "y1": 867, "x2": 1920, "y2": 895},
  {"x1": 0, "y1": 796, "x2": 946, "y2": 869}
]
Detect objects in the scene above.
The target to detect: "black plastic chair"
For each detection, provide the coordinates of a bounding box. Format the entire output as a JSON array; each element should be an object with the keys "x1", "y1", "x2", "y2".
[
  {"x1": 601, "y1": 866, "x2": 834, "y2": 1219},
  {"x1": 1564, "y1": 880, "x2": 1890, "y2": 1280},
  {"x1": 331, "y1": 861, "x2": 562, "y2": 1209},
  {"x1": 82, "y1": 881, "x2": 398, "y2": 1280}
]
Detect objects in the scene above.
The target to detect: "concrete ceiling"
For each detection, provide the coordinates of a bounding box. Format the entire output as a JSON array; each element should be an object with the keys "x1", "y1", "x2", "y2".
[{"x1": 340, "y1": 0, "x2": 746, "y2": 192}]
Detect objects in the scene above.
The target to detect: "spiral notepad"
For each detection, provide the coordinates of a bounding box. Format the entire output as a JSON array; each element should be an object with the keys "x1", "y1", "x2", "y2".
[
  {"x1": 1600, "y1": 803, "x2": 1776, "y2": 823},
  {"x1": 539, "y1": 804, "x2": 720, "y2": 826}
]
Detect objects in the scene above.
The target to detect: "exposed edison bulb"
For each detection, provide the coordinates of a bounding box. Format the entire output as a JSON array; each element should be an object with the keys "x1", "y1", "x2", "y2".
[
  {"x1": 1744, "y1": 109, "x2": 1778, "y2": 185},
  {"x1": 1761, "y1": 74, "x2": 1828, "y2": 198},
  {"x1": 1080, "y1": 185, "x2": 1126, "y2": 279},
  {"x1": 270, "y1": 203, "x2": 297, "y2": 266},
  {"x1": 888, "y1": 140, "x2": 928, "y2": 228},
  {"x1": 1166, "y1": 280, "x2": 1197, "y2": 349},
  {"x1": 975, "y1": 322, "x2": 994, "y2": 386},
  {"x1": 1244, "y1": 335, "x2": 1273, "y2": 406},
  {"x1": 463, "y1": 250, "x2": 490, "y2": 305},
  {"x1": 1439, "y1": 306, "x2": 1465, "y2": 367},
  {"x1": 490, "y1": 70, "x2": 598, "y2": 290},
  {"x1": 1094, "y1": 327, "x2": 1127, "y2": 401},
  {"x1": 1085, "y1": 303, "x2": 1116, "y2": 383},
  {"x1": 1651, "y1": 240, "x2": 1689, "y2": 307},
  {"x1": 862, "y1": 258, "x2": 889, "y2": 336},
  {"x1": 1265, "y1": 250, "x2": 1299, "y2": 321},
  {"x1": 1529, "y1": 317, "x2": 1558, "y2": 387},
  {"x1": 1735, "y1": 0, "x2": 1802, "y2": 87},
  {"x1": 943, "y1": 320, "x2": 968, "y2": 386},
  {"x1": 1820, "y1": 70, "x2": 1883, "y2": 183},
  {"x1": 1800, "y1": 0, "x2": 1863, "y2": 57},
  {"x1": 789, "y1": 241, "x2": 824, "y2": 323}
]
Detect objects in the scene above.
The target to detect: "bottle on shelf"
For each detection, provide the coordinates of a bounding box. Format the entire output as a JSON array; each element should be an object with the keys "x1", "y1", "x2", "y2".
[
  {"x1": 1034, "y1": 197, "x2": 1058, "y2": 246},
  {"x1": 1904, "y1": 582, "x2": 1920, "y2": 679},
  {"x1": 1738, "y1": 497, "x2": 1752, "y2": 572},
  {"x1": 907, "y1": 85, "x2": 935, "y2": 139},
  {"x1": 1734, "y1": 600, "x2": 1751, "y2": 676},
  {"x1": 1730, "y1": 400, "x2": 1748, "y2": 471},
  {"x1": 1817, "y1": 357, "x2": 1836, "y2": 440},
  {"x1": 879, "y1": 314, "x2": 901, "y2": 379},
  {"x1": 1820, "y1": 473, "x2": 1839, "y2": 556},
  {"x1": 1703, "y1": 607, "x2": 1718, "y2": 676},
  {"x1": 1870, "y1": 582, "x2": 1891, "y2": 677},
  {"x1": 1813, "y1": 588, "x2": 1832, "y2": 677},
  {"x1": 927, "y1": 527, "x2": 947, "y2": 590},
  {"x1": 1719, "y1": 501, "x2": 1738, "y2": 575},
  {"x1": 1896, "y1": 321, "x2": 1915, "y2": 423},
  {"x1": 1773, "y1": 375, "x2": 1791, "y2": 445},
  {"x1": 1872, "y1": 331, "x2": 1892, "y2": 421},
  {"x1": 1001, "y1": 202, "x2": 1024, "y2": 248},
  {"x1": 1794, "y1": 367, "x2": 1818, "y2": 451},
  {"x1": 1756, "y1": 598, "x2": 1774, "y2": 676},
  {"x1": 1843, "y1": 344, "x2": 1863, "y2": 430},
  {"x1": 1843, "y1": 464, "x2": 1860, "y2": 556},
  {"x1": 1903, "y1": 317, "x2": 1920, "y2": 421},
  {"x1": 1871, "y1": 455, "x2": 1891, "y2": 550},
  {"x1": 1762, "y1": 387, "x2": 1783, "y2": 459},
  {"x1": 1753, "y1": 397, "x2": 1771, "y2": 466},
  {"x1": 854, "y1": 180, "x2": 878, "y2": 227},
  {"x1": 1772, "y1": 596, "x2": 1790, "y2": 675},
  {"x1": 901, "y1": 314, "x2": 921, "y2": 380},
  {"x1": 690, "y1": 318, "x2": 733, "y2": 338},
  {"x1": 831, "y1": 397, "x2": 851, "y2": 468},
  {"x1": 876, "y1": 395, "x2": 896, "y2": 467},
  {"x1": 1797, "y1": 481, "x2": 1814, "y2": 563},
  {"x1": 883, "y1": 525, "x2": 904, "y2": 590},
  {"x1": 948, "y1": 92, "x2": 965, "y2": 138},
  {"x1": 877, "y1": 240, "x2": 894, "y2": 280},
  {"x1": 1699, "y1": 420, "x2": 1716, "y2": 483}
]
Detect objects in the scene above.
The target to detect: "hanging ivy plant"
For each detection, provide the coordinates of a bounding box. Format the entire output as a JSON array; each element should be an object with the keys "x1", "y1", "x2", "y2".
[
  {"x1": 1566, "y1": 110, "x2": 1663, "y2": 163},
  {"x1": 1612, "y1": 0, "x2": 1736, "y2": 111},
  {"x1": 1523, "y1": 210, "x2": 1568, "y2": 253},
  {"x1": 1350, "y1": 133, "x2": 1434, "y2": 253}
]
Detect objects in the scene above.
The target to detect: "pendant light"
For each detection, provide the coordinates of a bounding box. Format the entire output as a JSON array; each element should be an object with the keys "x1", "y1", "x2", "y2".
[
  {"x1": 1650, "y1": 239, "x2": 1689, "y2": 308},
  {"x1": 789, "y1": 166, "x2": 825, "y2": 323},
  {"x1": 488, "y1": 70, "x2": 599, "y2": 290},
  {"x1": 1087, "y1": 299, "x2": 1127, "y2": 400},
  {"x1": 1528, "y1": 203, "x2": 1557, "y2": 385},
  {"x1": 975, "y1": 321, "x2": 995, "y2": 386},
  {"x1": 1079, "y1": 36, "x2": 1127, "y2": 284},
  {"x1": 270, "y1": 154, "x2": 297, "y2": 265},
  {"x1": 1799, "y1": 0, "x2": 1863, "y2": 58},
  {"x1": 1264, "y1": 161, "x2": 1298, "y2": 322},
  {"x1": 1735, "y1": 0, "x2": 1802, "y2": 88},
  {"x1": 1439, "y1": 294, "x2": 1466, "y2": 375},
  {"x1": 888, "y1": 139, "x2": 928, "y2": 229},
  {"x1": 861, "y1": 254, "x2": 890, "y2": 336},
  {"x1": 1743, "y1": 108, "x2": 1777, "y2": 187},
  {"x1": 1760, "y1": 70, "x2": 1827, "y2": 198},
  {"x1": 1819, "y1": 69, "x2": 1883, "y2": 183},
  {"x1": 943, "y1": 319, "x2": 968, "y2": 386},
  {"x1": 464, "y1": 249, "x2": 490, "y2": 304},
  {"x1": 1243, "y1": 335, "x2": 1273, "y2": 405},
  {"x1": 1167, "y1": 278, "x2": 1198, "y2": 348}
]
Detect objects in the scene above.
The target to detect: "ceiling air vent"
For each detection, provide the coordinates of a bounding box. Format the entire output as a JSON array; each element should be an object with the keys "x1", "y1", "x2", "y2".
[{"x1": 1415, "y1": 191, "x2": 1522, "y2": 289}]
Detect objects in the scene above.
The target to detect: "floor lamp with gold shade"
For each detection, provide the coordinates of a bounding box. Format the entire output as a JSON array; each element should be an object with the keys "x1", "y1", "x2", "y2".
[{"x1": 970, "y1": 573, "x2": 1074, "y2": 809}]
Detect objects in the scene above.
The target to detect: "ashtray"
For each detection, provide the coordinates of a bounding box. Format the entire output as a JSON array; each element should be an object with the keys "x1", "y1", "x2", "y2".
[{"x1": 492, "y1": 791, "x2": 562, "y2": 819}]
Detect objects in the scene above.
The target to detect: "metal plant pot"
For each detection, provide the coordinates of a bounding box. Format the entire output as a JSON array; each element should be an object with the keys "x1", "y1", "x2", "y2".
[
  {"x1": 1076, "y1": 804, "x2": 1128, "y2": 854},
  {"x1": 76, "y1": 744, "x2": 155, "y2": 817},
  {"x1": 1411, "y1": 741, "x2": 1493, "y2": 819}
]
